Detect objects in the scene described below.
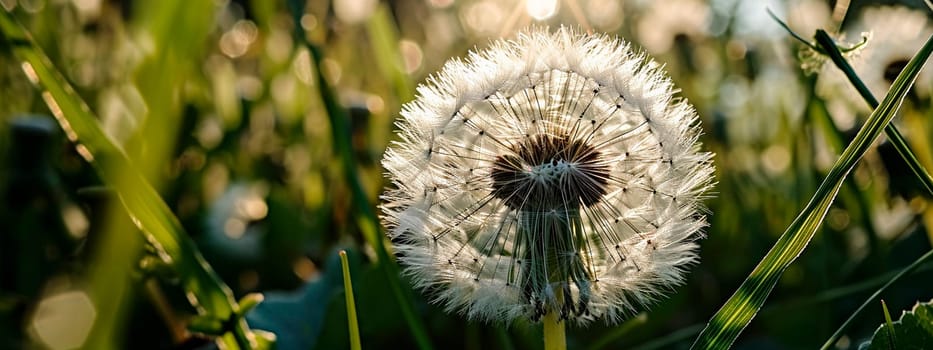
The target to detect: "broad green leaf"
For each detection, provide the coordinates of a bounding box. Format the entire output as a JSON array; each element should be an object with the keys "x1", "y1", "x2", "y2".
[
  {"x1": 861, "y1": 299, "x2": 933, "y2": 350},
  {"x1": 691, "y1": 33, "x2": 933, "y2": 349}
]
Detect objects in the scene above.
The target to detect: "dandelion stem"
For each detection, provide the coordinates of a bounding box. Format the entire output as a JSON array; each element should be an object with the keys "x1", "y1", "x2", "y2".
[{"x1": 543, "y1": 310, "x2": 566, "y2": 350}]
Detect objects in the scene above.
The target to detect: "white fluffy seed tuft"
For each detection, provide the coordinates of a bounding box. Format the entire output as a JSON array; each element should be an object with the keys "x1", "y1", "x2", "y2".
[{"x1": 380, "y1": 27, "x2": 715, "y2": 325}]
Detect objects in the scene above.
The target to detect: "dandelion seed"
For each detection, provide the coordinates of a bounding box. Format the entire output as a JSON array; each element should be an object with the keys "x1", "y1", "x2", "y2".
[{"x1": 380, "y1": 27, "x2": 715, "y2": 324}]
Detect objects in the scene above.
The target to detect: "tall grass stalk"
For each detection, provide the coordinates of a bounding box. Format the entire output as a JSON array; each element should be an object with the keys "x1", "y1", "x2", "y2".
[{"x1": 692, "y1": 33, "x2": 933, "y2": 349}]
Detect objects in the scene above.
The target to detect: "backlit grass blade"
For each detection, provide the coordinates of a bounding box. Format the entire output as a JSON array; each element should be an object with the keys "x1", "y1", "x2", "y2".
[
  {"x1": 691, "y1": 33, "x2": 933, "y2": 350},
  {"x1": 307, "y1": 40, "x2": 434, "y2": 350},
  {"x1": 0, "y1": 9, "x2": 263, "y2": 349},
  {"x1": 339, "y1": 251, "x2": 362, "y2": 350},
  {"x1": 285, "y1": 1, "x2": 434, "y2": 349},
  {"x1": 813, "y1": 29, "x2": 933, "y2": 197},
  {"x1": 367, "y1": 3, "x2": 415, "y2": 104},
  {"x1": 882, "y1": 300, "x2": 896, "y2": 346}
]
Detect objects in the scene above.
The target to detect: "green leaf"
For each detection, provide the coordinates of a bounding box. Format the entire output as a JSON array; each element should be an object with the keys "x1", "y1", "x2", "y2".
[
  {"x1": 691, "y1": 33, "x2": 933, "y2": 350},
  {"x1": 861, "y1": 299, "x2": 933, "y2": 350}
]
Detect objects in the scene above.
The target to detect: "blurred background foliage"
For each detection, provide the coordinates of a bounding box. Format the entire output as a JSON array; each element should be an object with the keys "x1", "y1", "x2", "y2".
[{"x1": 1, "y1": 0, "x2": 933, "y2": 349}]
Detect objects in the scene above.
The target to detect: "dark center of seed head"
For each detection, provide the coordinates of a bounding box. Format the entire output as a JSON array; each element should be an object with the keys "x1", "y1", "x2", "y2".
[{"x1": 490, "y1": 134, "x2": 609, "y2": 210}]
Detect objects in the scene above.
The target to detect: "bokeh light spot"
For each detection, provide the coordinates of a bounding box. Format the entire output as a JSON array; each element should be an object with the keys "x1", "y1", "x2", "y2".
[
  {"x1": 526, "y1": 0, "x2": 558, "y2": 20},
  {"x1": 293, "y1": 257, "x2": 318, "y2": 281},
  {"x1": 300, "y1": 14, "x2": 318, "y2": 31},
  {"x1": 31, "y1": 291, "x2": 97, "y2": 350},
  {"x1": 334, "y1": 0, "x2": 377, "y2": 24},
  {"x1": 463, "y1": 1, "x2": 503, "y2": 35},
  {"x1": 399, "y1": 39, "x2": 423, "y2": 74},
  {"x1": 61, "y1": 204, "x2": 89, "y2": 239},
  {"x1": 761, "y1": 145, "x2": 790, "y2": 175},
  {"x1": 224, "y1": 218, "x2": 247, "y2": 239}
]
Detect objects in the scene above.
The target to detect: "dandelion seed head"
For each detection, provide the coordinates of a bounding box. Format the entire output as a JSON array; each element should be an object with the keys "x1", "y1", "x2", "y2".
[{"x1": 381, "y1": 27, "x2": 715, "y2": 325}]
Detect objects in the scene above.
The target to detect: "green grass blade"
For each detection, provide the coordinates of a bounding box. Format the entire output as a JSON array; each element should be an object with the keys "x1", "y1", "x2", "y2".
[
  {"x1": 813, "y1": 29, "x2": 933, "y2": 196},
  {"x1": 305, "y1": 40, "x2": 434, "y2": 350},
  {"x1": 340, "y1": 251, "x2": 362, "y2": 350},
  {"x1": 0, "y1": 9, "x2": 261, "y2": 349},
  {"x1": 288, "y1": 0, "x2": 433, "y2": 350},
  {"x1": 809, "y1": 28, "x2": 933, "y2": 350},
  {"x1": 881, "y1": 300, "x2": 896, "y2": 347},
  {"x1": 285, "y1": 2, "x2": 433, "y2": 348},
  {"x1": 691, "y1": 33, "x2": 933, "y2": 350},
  {"x1": 366, "y1": 3, "x2": 415, "y2": 104},
  {"x1": 124, "y1": 0, "x2": 215, "y2": 183}
]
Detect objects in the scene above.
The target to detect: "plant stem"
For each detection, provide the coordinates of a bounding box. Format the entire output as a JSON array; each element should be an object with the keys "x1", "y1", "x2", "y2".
[{"x1": 543, "y1": 311, "x2": 566, "y2": 350}]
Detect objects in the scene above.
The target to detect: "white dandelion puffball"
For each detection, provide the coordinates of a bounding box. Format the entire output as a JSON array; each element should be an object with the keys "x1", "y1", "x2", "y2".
[{"x1": 380, "y1": 27, "x2": 715, "y2": 325}]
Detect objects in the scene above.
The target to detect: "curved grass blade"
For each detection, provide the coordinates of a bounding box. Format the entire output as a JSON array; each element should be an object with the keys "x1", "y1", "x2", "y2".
[
  {"x1": 691, "y1": 33, "x2": 933, "y2": 349},
  {"x1": 367, "y1": 3, "x2": 415, "y2": 104},
  {"x1": 0, "y1": 9, "x2": 263, "y2": 349}
]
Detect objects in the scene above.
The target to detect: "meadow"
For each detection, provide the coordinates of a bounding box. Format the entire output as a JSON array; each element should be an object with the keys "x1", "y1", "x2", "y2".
[{"x1": 1, "y1": 0, "x2": 932, "y2": 349}]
